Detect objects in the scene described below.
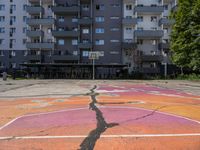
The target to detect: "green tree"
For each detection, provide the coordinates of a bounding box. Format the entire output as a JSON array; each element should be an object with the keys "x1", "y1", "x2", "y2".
[{"x1": 170, "y1": 0, "x2": 200, "y2": 71}]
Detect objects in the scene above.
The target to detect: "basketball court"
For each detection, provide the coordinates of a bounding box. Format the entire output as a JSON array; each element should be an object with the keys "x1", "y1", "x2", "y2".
[{"x1": 0, "y1": 80, "x2": 199, "y2": 149}]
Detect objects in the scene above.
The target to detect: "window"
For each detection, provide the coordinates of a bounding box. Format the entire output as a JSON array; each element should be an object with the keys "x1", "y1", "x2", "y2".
[
  {"x1": 23, "y1": 16, "x2": 27, "y2": 22},
  {"x1": 151, "y1": 27, "x2": 157, "y2": 30},
  {"x1": 126, "y1": 5, "x2": 132, "y2": 10},
  {"x1": 72, "y1": 39, "x2": 78, "y2": 45},
  {"x1": 137, "y1": 27, "x2": 143, "y2": 30},
  {"x1": 126, "y1": 16, "x2": 132, "y2": 19},
  {"x1": 23, "y1": 27, "x2": 27, "y2": 33},
  {"x1": 23, "y1": 50, "x2": 28, "y2": 56},
  {"x1": 162, "y1": 39, "x2": 169, "y2": 43},
  {"x1": 137, "y1": 16, "x2": 143, "y2": 22},
  {"x1": 11, "y1": 50, "x2": 16, "y2": 56},
  {"x1": 126, "y1": 27, "x2": 132, "y2": 33},
  {"x1": 110, "y1": 16, "x2": 120, "y2": 20},
  {"x1": 82, "y1": 4, "x2": 89, "y2": 11},
  {"x1": 151, "y1": 40, "x2": 157, "y2": 45},
  {"x1": 151, "y1": 4, "x2": 157, "y2": 7},
  {"x1": 164, "y1": 28, "x2": 168, "y2": 33},
  {"x1": 73, "y1": 51, "x2": 78, "y2": 56},
  {"x1": 11, "y1": 63, "x2": 16, "y2": 69},
  {"x1": 137, "y1": 4, "x2": 143, "y2": 7},
  {"x1": 0, "y1": 50, "x2": 4, "y2": 56},
  {"x1": 10, "y1": 28, "x2": 16, "y2": 34},
  {"x1": 0, "y1": 39, "x2": 4, "y2": 45},
  {"x1": 23, "y1": 39, "x2": 27, "y2": 44},
  {"x1": 95, "y1": 28, "x2": 104, "y2": 34},
  {"x1": 96, "y1": 4, "x2": 104, "y2": 10},
  {"x1": 0, "y1": 16, "x2": 5, "y2": 22},
  {"x1": 151, "y1": 16, "x2": 157, "y2": 22},
  {"x1": 0, "y1": 62, "x2": 5, "y2": 67},
  {"x1": 23, "y1": 5, "x2": 27, "y2": 11},
  {"x1": 72, "y1": 17, "x2": 78, "y2": 22},
  {"x1": 111, "y1": 4, "x2": 120, "y2": 8},
  {"x1": 110, "y1": 40, "x2": 119, "y2": 43},
  {"x1": 82, "y1": 28, "x2": 89, "y2": 34},
  {"x1": 110, "y1": 28, "x2": 119, "y2": 31},
  {"x1": 82, "y1": 51, "x2": 89, "y2": 57},
  {"x1": 164, "y1": 5, "x2": 168, "y2": 10},
  {"x1": 47, "y1": 28, "x2": 52, "y2": 33},
  {"x1": 58, "y1": 39, "x2": 64, "y2": 45},
  {"x1": 0, "y1": 5, "x2": 5, "y2": 11},
  {"x1": 95, "y1": 17, "x2": 104, "y2": 22},
  {"x1": 0, "y1": 27, "x2": 5, "y2": 33},
  {"x1": 10, "y1": 16, "x2": 16, "y2": 23},
  {"x1": 10, "y1": 5, "x2": 16, "y2": 11},
  {"x1": 137, "y1": 39, "x2": 143, "y2": 45},
  {"x1": 58, "y1": 16, "x2": 64, "y2": 22},
  {"x1": 95, "y1": 40, "x2": 104, "y2": 45}
]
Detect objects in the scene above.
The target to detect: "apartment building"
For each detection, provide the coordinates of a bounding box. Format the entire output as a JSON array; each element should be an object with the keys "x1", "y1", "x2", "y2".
[
  {"x1": 0, "y1": 0, "x2": 177, "y2": 79},
  {"x1": 122, "y1": 0, "x2": 177, "y2": 75}
]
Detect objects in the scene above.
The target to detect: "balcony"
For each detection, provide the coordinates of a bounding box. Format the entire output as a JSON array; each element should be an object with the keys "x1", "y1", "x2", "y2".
[
  {"x1": 26, "y1": 6, "x2": 43, "y2": 14},
  {"x1": 122, "y1": 42, "x2": 137, "y2": 49},
  {"x1": 27, "y1": 55, "x2": 41, "y2": 61},
  {"x1": 159, "y1": 43, "x2": 170, "y2": 50},
  {"x1": 78, "y1": 18, "x2": 92, "y2": 25},
  {"x1": 159, "y1": 18, "x2": 175, "y2": 26},
  {"x1": 134, "y1": 30, "x2": 164, "y2": 39},
  {"x1": 52, "y1": 6, "x2": 80, "y2": 15},
  {"x1": 138, "y1": 68, "x2": 160, "y2": 74},
  {"x1": 26, "y1": 42, "x2": 55, "y2": 49},
  {"x1": 52, "y1": 55, "x2": 79, "y2": 61},
  {"x1": 26, "y1": 30, "x2": 44, "y2": 37},
  {"x1": 78, "y1": 43, "x2": 92, "y2": 49},
  {"x1": 172, "y1": 5, "x2": 178, "y2": 12},
  {"x1": 52, "y1": 30, "x2": 80, "y2": 37},
  {"x1": 134, "y1": 6, "x2": 164, "y2": 14},
  {"x1": 122, "y1": 18, "x2": 137, "y2": 25},
  {"x1": 141, "y1": 55, "x2": 163, "y2": 62},
  {"x1": 27, "y1": 18, "x2": 55, "y2": 26}
]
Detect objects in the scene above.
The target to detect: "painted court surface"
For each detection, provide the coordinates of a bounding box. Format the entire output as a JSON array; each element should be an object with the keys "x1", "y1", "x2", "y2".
[{"x1": 0, "y1": 80, "x2": 200, "y2": 150}]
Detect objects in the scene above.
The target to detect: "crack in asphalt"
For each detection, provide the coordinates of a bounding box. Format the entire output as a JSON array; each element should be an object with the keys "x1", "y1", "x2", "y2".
[
  {"x1": 120, "y1": 106, "x2": 168, "y2": 124},
  {"x1": 79, "y1": 85, "x2": 119, "y2": 150}
]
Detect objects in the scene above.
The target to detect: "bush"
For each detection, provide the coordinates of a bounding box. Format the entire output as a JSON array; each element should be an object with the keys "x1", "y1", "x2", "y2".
[{"x1": 176, "y1": 73, "x2": 200, "y2": 80}]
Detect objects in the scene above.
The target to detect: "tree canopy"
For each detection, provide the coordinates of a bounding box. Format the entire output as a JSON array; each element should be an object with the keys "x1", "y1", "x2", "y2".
[{"x1": 170, "y1": 0, "x2": 200, "y2": 71}]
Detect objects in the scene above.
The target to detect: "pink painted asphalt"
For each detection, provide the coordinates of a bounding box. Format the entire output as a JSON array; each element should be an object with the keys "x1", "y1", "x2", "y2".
[
  {"x1": 97, "y1": 85, "x2": 198, "y2": 98},
  {"x1": 0, "y1": 107, "x2": 200, "y2": 136}
]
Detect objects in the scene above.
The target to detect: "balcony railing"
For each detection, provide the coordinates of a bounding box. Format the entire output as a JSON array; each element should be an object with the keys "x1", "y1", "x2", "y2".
[
  {"x1": 122, "y1": 42, "x2": 137, "y2": 49},
  {"x1": 122, "y1": 18, "x2": 137, "y2": 25},
  {"x1": 141, "y1": 55, "x2": 163, "y2": 62},
  {"x1": 52, "y1": 30, "x2": 80, "y2": 37},
  {"x1": 52, "y1": 6, "x2": 80, "y2": 15},
  {"x1": 27, "y1": 55, "x2": 41, "y2": 60},
  {"x1": 26, "y1": 30, "x2": 44, "y2": 37},
  {"x1": 78, "y1": 18, "x2": 92, "y2": 25},
  {"x1": 134, "y1": 6, "x2": 164, "y2": 14},
  {"x1": 52, "y1": 55, "x2": 79, "y2": 61},
  {"x1": 159, "y1": 43, "x2": 170, "y2": 50},
  {"x1": 27, "y1": 18, "x2": 55, "y2": 25},
  {"x1": 138, "y1": 68, "x2": 160, "y2": 74},
  {"x1": 159, "y1": 18, "x2": 175, "y2": 26},
  {"x1": 78, "y1": 43, "x2": 92, "y2": 49},
  {"x1": 134, "y1": 30, "x2": 164, "y2": 38},
  {"x1": 26, "y1": 42, "x2": 55, "y2": 49},
  {"x1": 26, "y1": 6, "x2": 44, "y2": 14}
]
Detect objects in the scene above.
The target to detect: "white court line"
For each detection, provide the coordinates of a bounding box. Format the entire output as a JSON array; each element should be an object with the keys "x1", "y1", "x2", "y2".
[
  {"x1": 0, "y1": 106, "x2": 200, "y2": 131},
  {"x1": 0, "y1": 133, "x2": 200, "y2": 140}
]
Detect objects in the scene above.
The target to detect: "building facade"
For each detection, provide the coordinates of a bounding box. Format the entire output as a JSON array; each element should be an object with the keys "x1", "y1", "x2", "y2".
[{"x1": 0, "y1": 0, "x2": 177, "y2": 78}]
